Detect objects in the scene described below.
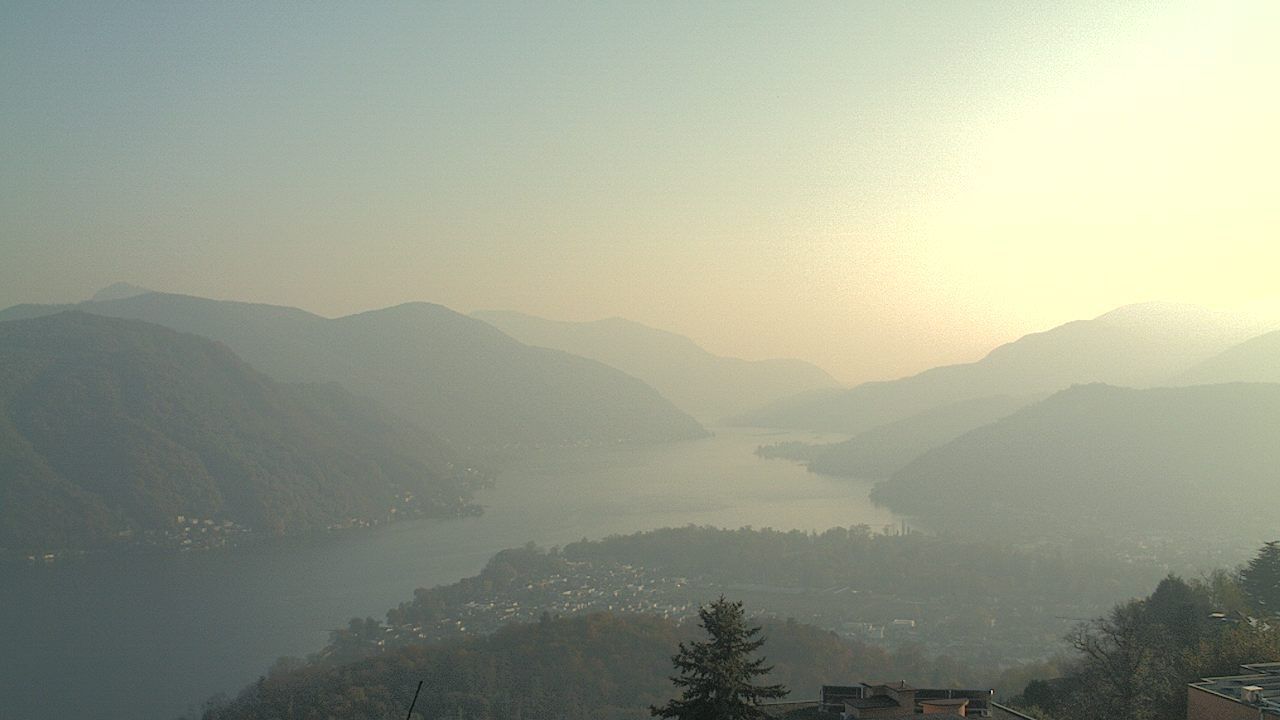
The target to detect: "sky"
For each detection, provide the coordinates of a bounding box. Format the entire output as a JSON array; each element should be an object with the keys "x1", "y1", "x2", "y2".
[{"x1": 3, "y1": 1, "x2": 1278, "y2": 383}]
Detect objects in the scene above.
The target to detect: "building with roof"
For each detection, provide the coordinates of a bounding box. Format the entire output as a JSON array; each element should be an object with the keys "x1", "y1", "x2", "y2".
[
  {"x1": 1188, "y1": 662, "x2": 1280, "y2": 719},
  {"x1": 761, "y1": 683, "x2": 1039, "y2": 720}
]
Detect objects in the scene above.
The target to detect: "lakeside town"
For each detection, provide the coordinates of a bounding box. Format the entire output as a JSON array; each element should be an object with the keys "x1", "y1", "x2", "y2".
[{"x1": 319, "y1": 540, "x2": 1132, "y2": 668}]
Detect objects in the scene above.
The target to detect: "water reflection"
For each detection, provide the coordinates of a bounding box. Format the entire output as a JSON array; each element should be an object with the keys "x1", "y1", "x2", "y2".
[{"x1": 0, "y1": 428, "x2": 899, "y2": 720}]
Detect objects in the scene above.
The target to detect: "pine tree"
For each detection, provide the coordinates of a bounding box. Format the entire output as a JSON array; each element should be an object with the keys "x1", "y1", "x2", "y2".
[
  {"x1": 1241, "y1": 541, "x2": 1280, "y2": 615},
  {"x1": 651, "y1": 597, "x2": 788, "y2": 720}
]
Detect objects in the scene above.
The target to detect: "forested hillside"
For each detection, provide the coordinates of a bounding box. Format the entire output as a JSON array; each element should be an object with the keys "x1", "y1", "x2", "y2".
[
  {"x1": 199, "y1": 611, "x2": 1000, "y2": 720},
  {"x1": 873, "y1": 383, "x2": 1280, "y2": 536},
  {"x1": 323, "y1": 527, "x2": 1155, "y2": 685},
  {"x1": 0, "y1": 293, "x2": 707, "y2": 449},
  {"x1": 0, "y1": 312, "x2": 481, "y2": 551},
  {"x1": 1010, "y1": 552, "x2": 1280, "y2": 720}
]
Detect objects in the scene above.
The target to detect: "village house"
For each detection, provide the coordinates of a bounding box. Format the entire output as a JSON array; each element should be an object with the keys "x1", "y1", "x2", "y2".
[
  {"x1": 1188, "y1": 662, "x2": 1280, "y2": 719},
  {"x1": 762, "y1": 682, "x2": 1039, "y2": 720}
]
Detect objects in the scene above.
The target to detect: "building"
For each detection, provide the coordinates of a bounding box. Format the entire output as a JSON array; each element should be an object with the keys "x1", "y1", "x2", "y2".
[
  {"x1": 762, "y1": 683, "x2": 1039, "y2": 720},
  {"x1": 1188, "y1": 662, "x2": 1280, "y2": 719}
]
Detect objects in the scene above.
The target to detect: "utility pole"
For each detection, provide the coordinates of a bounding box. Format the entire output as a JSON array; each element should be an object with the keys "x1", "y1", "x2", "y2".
[{"x1": 405, "y1": 680, "x2": 424, "y2": 720}]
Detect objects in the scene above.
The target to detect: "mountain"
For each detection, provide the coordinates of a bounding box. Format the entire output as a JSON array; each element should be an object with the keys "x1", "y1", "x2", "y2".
[
  {"x1": 472, "y1": 310, "x2": 839, "y2": 421},
  {"x1": 791, "y1": 394, "x2": 1036, "y2": 479},
  {"x1": 0, "y1": 312, "x2": 480, "y2": 551},
  {"x1": 732, "y1": 302, "x2": 1273, "y2": 434},
  {"x1": 1175, "y1": 329, "x2": 1280, "y2": 385},
  {"x1": 872, "y1": 383, "x2": 1280, "y2": 535},
  {"x1": 0, "y1": 293, "x2": 707, "y2": 449},
  {"x1": 89, "y1": 282, "x2": 152, "y2": 302},
  {"x1": 201, "y1": 612, "x2": 994, "y2": 720}
]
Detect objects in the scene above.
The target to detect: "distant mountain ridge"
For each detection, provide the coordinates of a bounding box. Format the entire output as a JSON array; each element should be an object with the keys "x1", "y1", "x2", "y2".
[
  {"x1": 1175, "y1": 328, "x2": 1280, "y2": 385},
  {"x1": 472, "y1": 310, "x2": 839, "y2": 421},
  {"x1": 732, "y1": 302, "x2": 1275, "y2": 434},
  {"x1": 89, "y1": 282, "x2": 153, "y2": 302},
  {"x1": 0, "y1": 292, "x2": 707, "y2": 450},
  {"x1": 0, "y1": 312, "x2": 480, "y2": 552},
  {"x1": 872, "y1": 382, "x2": 1280, "y2": 535},
  {"x1": 762, "y1": 394, "x2": 1038, "y2": 479}
]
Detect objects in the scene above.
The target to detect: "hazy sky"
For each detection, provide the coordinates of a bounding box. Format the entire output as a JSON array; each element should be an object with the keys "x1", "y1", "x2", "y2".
[{"x1": 3, "y1": 1, "x2": 1278, "y2": 382}]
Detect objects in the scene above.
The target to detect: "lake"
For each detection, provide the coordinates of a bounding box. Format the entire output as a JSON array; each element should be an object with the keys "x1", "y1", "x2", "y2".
[{"x1": 0, "y1": 428, "x2": 900, "y2": 720}]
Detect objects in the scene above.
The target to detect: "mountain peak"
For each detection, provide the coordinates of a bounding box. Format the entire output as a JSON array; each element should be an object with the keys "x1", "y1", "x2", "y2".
[
  {"x1": 1093, "y1": 301, "x2": 1221, "y2": 326},
  {"x1": 1092, "y1": 301, "x2": 1278, "y2": 336},
  {"x1": 90, "y1": 282, "x2": 153, "y2": 302},
  {"x1": 0, "y1": 292, "x2": 705, "y2": 447},
  {"x1": 472, "y1": 309, "x2": 839, "y2": 421}
]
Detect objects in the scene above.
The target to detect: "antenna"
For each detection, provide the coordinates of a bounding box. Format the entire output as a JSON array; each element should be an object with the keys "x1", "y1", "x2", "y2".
[{"x1": 405, "y1": 680, "x2": 424, "y2": 720}]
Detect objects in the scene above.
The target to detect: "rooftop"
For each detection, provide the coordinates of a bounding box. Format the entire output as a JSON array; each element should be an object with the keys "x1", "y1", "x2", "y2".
[
  {"x1": 759, "y1": 701, "x2": 823, "y2": 720},
  {"x1": 775, "y1": 683, "x2": 1031, "y2": 720},
  {"x1": 844, "y1": 696, "x2": 900, "y2": 710},
  {"x1": 919, "y1": 698, "x2": 969, "y2": 706},
  {"x1": 1189, "y1": 661, "x2": 1280, "y2": 716},
  {"x1": 991, "y1": 704, "x2": 1044, "y2": 720}
]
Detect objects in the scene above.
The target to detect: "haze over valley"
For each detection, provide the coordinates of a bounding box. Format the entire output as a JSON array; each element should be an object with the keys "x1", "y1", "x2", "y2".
[
  {"x1": 5, "y1": 284, "x2": 1280, "y2": 719},
  {"x1": 4, "y1": 3, "x2": 1280, "y2": 720},
  {"x1": 473, "y1": 310, "x2": 840, "y2": 422}
]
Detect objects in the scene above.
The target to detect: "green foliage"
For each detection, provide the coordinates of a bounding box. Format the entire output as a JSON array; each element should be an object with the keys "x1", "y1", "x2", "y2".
[
  {"x1": 1012, "y1": 560, "x2": 1280, "y2": 720},
  {"x1": 1201, "y1": 568, "x2": 1253, "y2": 616},
  {"x1": 349, "y1": 527, "x2": 1156, "y2": 708},
  {"x1": 1241, "y1": 541, "x2": 1280, "y2": 615},
  {"x1": 651, "y1": 598, "x2": 788, "y2": 720},
  {"x1": 560, "y1": 525, "x2": 1153, "y2": 605},
  {"x1": 201, "y1": 611, "x2": 994, "y2": 720}
]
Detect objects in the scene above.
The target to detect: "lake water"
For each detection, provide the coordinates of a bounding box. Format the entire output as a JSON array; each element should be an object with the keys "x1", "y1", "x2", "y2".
[{"x1": 0, "y1": 428, "x2": 900, "y2": 720}]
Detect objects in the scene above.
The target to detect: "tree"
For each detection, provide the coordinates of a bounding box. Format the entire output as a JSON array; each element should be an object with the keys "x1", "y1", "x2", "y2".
[
  {"x1": 1201, "y1": 567, "x2": 1251, "y2": 616},
  {"x1": 651, "y1": 597, "x2": 788, "y2": 720},
  {"x1": 1023, "y1": 570, "x2": 1280, "y2": 720},
  {"x1": 1241, "y1": 541, "x2": 1280, "y2": 615},
  {"x1": 1145, "y1": 574, "x2": 1211, "y2": 646},
  {"x1": 1065, "y1": 600, "x2": 1167, "y2": 720}
]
